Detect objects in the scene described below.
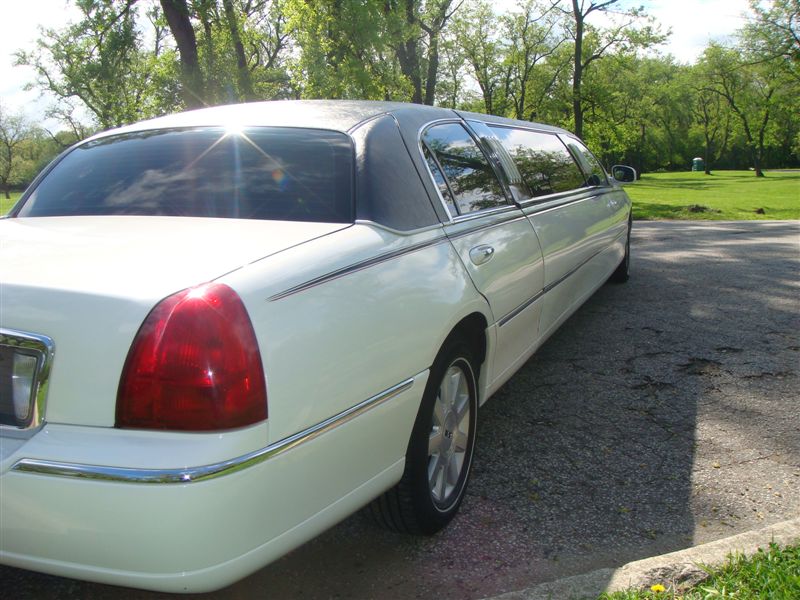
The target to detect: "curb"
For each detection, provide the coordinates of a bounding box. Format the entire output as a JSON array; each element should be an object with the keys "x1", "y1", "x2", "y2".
[{"x1": 483, "y1": 518, "x2": 800, "y2": 600}]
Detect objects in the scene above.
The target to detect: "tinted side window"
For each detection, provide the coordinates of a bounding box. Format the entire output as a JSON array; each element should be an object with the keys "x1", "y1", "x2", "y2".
[
  {"x1": 566, "y1": 139, "x2": 609, "y2": 187},
  {"x1": 422, "y1": 145, "x2": 458, "y2": 217},
  {"x1": 422, "y1": 123, "x2": 507, "y2": 216},
  {"x1": 490, "y1": 127, "x2": 585, "y2": 198},
  {"x1": 16, "y1": 127, "x2": 354, "y2": 223}
]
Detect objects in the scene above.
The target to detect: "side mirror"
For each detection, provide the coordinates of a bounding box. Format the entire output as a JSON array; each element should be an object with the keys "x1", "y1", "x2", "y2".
[{"x1": 611, "y1": 165, "x2": 637, "y2": 183}]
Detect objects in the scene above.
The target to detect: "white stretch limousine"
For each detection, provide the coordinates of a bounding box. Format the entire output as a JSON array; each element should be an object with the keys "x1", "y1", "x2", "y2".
[{"x1": 0, "y1": 100, "x2": 635, "y2": 592}]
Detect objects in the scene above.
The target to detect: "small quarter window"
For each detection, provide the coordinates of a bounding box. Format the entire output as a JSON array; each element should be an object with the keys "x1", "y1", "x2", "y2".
[
  {"x1": 490, "y1": 127, "x2": 586, "y2": 198},
  {"x1": 422, "y1": 145, "x2": 457, "y2": 217},
  {"x1": 422, "y1": 123, "x2": 507, "y2": 216}
]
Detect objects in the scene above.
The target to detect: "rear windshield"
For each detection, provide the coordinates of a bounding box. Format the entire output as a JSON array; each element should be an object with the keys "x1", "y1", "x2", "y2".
[{"x1": 14, "y1": 127, "x2": 354, "y2": 223}]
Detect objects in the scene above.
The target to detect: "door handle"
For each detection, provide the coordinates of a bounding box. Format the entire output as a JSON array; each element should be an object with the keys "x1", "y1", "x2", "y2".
[{"x1": 469, "y1": 245, "x2": 495, "y2": 266}]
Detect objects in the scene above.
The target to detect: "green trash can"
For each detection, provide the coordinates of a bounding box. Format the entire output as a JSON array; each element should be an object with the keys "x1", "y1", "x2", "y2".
[{"x1": 692, "y1": 157, "x2": 705, "y2": 172}]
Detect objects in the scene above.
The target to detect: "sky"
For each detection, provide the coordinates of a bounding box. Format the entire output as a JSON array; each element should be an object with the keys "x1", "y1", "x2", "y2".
[{"x1": 1, "y1": 0, "x2": 753, "y2": 123}]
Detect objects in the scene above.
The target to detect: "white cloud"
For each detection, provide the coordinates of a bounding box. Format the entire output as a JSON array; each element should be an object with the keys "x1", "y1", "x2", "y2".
[{"x1": 643, "y1": 0, "x2": 752, "y2": 63}]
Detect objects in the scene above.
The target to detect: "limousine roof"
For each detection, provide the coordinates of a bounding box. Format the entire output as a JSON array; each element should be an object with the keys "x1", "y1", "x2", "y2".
[{"x1": 94, "y1": 100, "x2": 571, "y2": 140}]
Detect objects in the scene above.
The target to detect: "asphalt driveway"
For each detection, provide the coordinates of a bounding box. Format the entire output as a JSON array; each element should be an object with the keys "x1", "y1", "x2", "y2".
[{"x1": 3, "y1": 220, "x2": 798, "y2": 599}]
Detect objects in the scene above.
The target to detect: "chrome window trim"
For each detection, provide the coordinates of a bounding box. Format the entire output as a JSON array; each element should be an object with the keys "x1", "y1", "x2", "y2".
[
  {"x1": 445, "y1": 213, "x2": 529, "y2": 240},
  {"x1": 520, "y1": 192, "x2": 596, "y2": 216},
  {"x1": 470, "y1": 120, "x2": 566, "y2": 138},
  {"x1": 449, "y1": 203, "x2": 519, "y2": 225},
  {"x1": 0, "y1": 328, "x2": 55, "y2": 437},
  {"x1": 12, "y1": 377, "x2": 416, "y2": 484}
]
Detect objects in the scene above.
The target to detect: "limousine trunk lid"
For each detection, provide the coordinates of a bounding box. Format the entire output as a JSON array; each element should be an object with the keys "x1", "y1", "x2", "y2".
[{"x1": 0, "y1": 215, "x2": 349, "y2": 429}]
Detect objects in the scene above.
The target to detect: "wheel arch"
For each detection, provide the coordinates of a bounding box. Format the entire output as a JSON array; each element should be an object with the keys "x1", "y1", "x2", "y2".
[
  {"x1": 442, "y1": 312, "x2": 488, "y2": 371},
  {"x1": 433, "y1": 312, "x2": 491, "y2": 406}
]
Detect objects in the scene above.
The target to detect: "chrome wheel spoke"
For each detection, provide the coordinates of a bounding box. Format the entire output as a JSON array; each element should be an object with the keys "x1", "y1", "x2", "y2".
[
  {"x1": 428, "y1": 427, "x2": 443, "y2": 455},
  {"x1": 446, "y1": 454, "x2": 461, "y2": 487},
  {"x1": 428, "y1": 453, "x2": 445, "y2": 501},
  {"x1": 440, "y1": 368, "x2": 460, "y2": 410},
  {"x1": 432, "y1": 394, "x2": 446, "y2": 428},
  {"x1": 454, "y1": 392, "x2": 470, "y2": 426},
  {"x1": 453, "y1": 426, "x2": 469, "y2": 452}
]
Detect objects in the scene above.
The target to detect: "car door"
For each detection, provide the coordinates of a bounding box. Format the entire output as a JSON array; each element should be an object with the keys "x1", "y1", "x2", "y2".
[
  {"x1": 420, "y1": 121, "x2": 545, "y2": 389},
  {"x1": 487, "y1": 125, "x2": 624, "y2": 339}
]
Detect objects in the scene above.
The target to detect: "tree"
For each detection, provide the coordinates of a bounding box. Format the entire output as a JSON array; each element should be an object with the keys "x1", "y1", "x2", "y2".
[
  {"x1": 700, "y1": 42, "x2": 793, "y2": 176},
  {"x1": 283, "y1": 0, "x2": 408, "y2": 99},
  {"x1": 502, "y1": 0, "x2": 566, "y2": 120},
  {"x1": 744, "y1": 0, "x2": 799, "y2": 79},
  {"x1": 0, "y1": 107, "x2": 37, "y2": 199},
  {"x1": 385, "y1": 0, "x2": 461, "y2": 105},
  {"x1": 285, "y1": 0, "x2": 460, "y2": 105},
  {"x1": 160, "y1": 0, "x2": 205, "y2": 107},
  {"x1": 451, "y1": 1, "x2": 508, "y2": 115},
  {"x1": 17, "y1": 0, "x2": 180, "y2": 128},
  {"x1": 561, "y1": 0, "x2": 665, "y2": 138},
  {"x1": 689, "y1": 66, "x2": 732, "y2": 174}
]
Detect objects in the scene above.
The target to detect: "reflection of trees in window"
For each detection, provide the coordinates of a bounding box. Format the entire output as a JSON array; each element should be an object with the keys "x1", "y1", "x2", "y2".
[
  {"x1": 566, "y1": 141, "x2": 608, "y2": 187},
  {"x1": 509, "y1": 147, "x2": 586, "y2": 196},
  {"x1": 424, "y1": 128, "x2": 505, "y2": 215},
  {"x1": 20, "y1": 128, "x2": 353, "y2": 222},
  {"x1": 490, "y1": 127, "x2": 587, "y2": 199}
]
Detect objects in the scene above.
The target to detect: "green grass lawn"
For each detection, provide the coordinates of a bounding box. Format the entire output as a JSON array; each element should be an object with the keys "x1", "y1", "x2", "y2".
[
  {"x1": 600, "y1": 543, "x2": 800, "y2": 599},
  {"x1": 1, "y1": 192, "x2": 21, "y2": 215},
  {"x1": 626, "y1": 170, "x2": 800, "y2": 220}
]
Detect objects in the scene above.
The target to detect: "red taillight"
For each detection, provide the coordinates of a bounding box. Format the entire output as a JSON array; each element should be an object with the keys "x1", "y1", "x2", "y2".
[{"x1": 116, "y1": 283, "x2": 267, "y2": 431}]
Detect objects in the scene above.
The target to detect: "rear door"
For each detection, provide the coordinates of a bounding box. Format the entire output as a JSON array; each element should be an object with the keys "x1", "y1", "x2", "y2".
[
  {"x1": 488, "y1": 126, "x2": 625, "y2": 338},
  {"x1": 420, "y1": 121, "x2": 545, "y2": 388}
]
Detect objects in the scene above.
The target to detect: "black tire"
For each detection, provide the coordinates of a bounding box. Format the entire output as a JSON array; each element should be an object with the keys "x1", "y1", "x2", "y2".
[
  {"x1": 609, "y1": 215, "x2": 632, "y2": 283},
  {"x1": 369, "y1": 336, "x2": 478, "y2": 534}
]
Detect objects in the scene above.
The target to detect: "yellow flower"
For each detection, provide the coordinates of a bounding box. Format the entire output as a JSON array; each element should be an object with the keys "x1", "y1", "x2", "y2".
[{"x1": 650, "y1": 583, "x2": 666, "y2": 593}]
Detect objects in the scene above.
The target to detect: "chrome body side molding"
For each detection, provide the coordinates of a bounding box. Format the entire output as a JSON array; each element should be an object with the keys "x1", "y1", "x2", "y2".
[{"x1": 12, "y1": 378, "x2": 416, "y2": 484}]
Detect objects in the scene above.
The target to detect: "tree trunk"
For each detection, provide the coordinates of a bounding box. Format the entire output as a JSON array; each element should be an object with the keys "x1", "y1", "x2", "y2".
[
  {"x1": 396, "y1": 0, "x2": 423, "y2": 104},
  {"x1": 572, "y1": 0, "x2": 584, "y2": 138},
  {"x1": 222, "y1": 0, "x2": 255, "y2": 100},
  {"x1": 160, "y1": 0, "x2": 204, "y2": 107},
  {"x1": 751, "y1": 147, "x2": 765, "y2": 177},
  {"x1": 424, "y1": 30, "x2": 439, "y2": 106}
]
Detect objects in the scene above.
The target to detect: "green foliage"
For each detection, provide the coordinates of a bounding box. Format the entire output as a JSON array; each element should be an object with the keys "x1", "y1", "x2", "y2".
[
  {"x1": 600, "y1": 543, "x2": 800, "y2": 599},
  {"x1": 743, "y1": 0, "x2": 800, "y2": 79},
  {"x1": 1, "y1": 192, "x2": 22, "y2": 215},
  {"x1": 282, "y1": 0, "x2": 409, "y2": 100},
  {"x1": 0, "y1": 106, "x2": 37, "y2": 198},
  {"x1": 625, "y1": 170, "x2": 800, "y2": 221},
  {"x1": 16, "y1": 0, "x2": 180, "y2": 128}
]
